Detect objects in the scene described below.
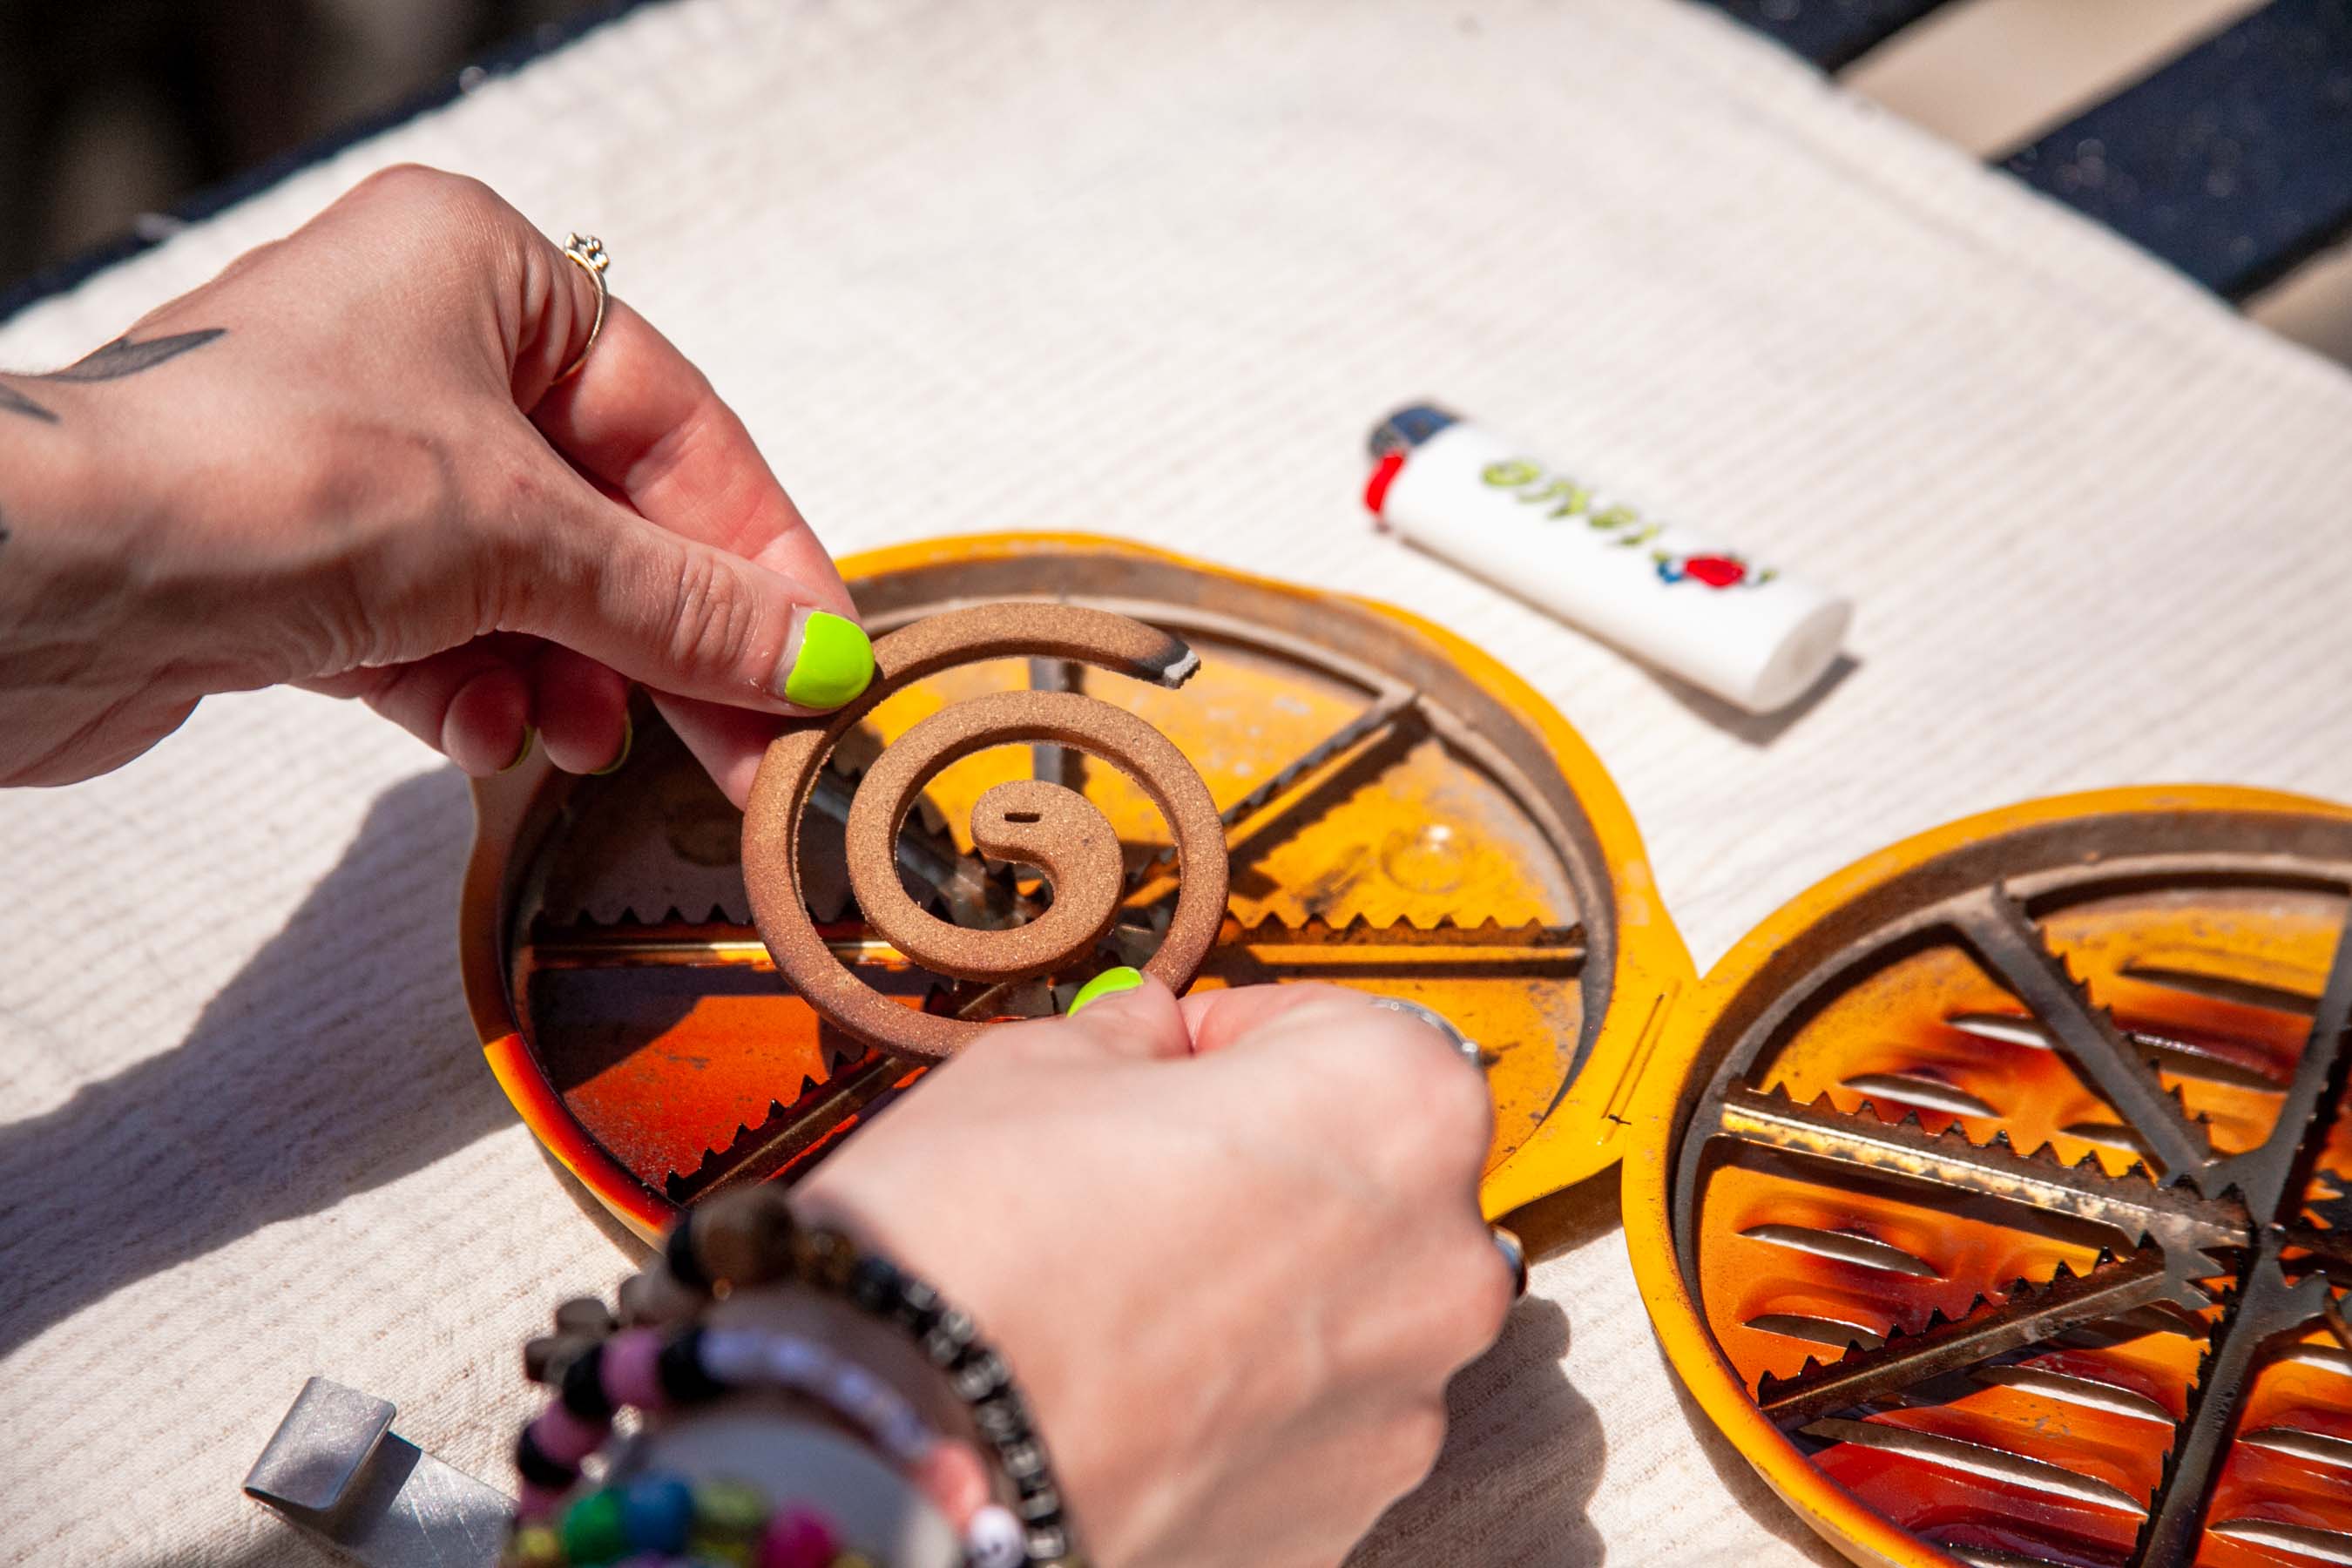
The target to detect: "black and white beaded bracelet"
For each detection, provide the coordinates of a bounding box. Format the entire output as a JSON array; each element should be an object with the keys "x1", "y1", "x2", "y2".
[{"x1": 640, "y1": 1188, "x2": 1080, "y2": 1567}]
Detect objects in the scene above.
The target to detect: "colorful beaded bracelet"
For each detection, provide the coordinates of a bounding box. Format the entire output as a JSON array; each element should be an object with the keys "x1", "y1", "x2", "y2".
[
  {"x1": 504, "y1": 1471, "x2": 868, "y2": 1567},
  {"x1": 520, "y1": 1187, "x2": 1078, "y2": 1568},
  {"x1": 517, "y1": 1322, "x2": 1028, "y2": 1567},
  {"x1": 649, "y1": 1195, "x2": 1074, "y2": 1567}
]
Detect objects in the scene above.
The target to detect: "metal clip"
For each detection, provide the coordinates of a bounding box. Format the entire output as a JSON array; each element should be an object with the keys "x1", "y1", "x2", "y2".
[{"x1": 244, "y1": 1376, "x2": 510, "y2": 1568}]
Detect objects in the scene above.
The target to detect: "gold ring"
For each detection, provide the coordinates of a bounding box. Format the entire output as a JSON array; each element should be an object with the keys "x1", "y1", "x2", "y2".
[{"x1": 554, "y1": 233, "x2": 610, "y2": 384}]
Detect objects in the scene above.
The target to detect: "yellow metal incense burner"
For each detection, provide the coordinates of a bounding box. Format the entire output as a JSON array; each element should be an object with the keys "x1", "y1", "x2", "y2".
[{"x1": 464, "y1": 532, "x2": 1693, "y2": 1234}]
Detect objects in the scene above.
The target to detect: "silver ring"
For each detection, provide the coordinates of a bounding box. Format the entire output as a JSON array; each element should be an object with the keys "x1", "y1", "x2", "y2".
[
  {"x1": 1368, "y1": 996, "x2": 1485, "y2": 1071},
  {"x1": 1490, "y1": 1225, "x2": 1528, "y2": 1299}
]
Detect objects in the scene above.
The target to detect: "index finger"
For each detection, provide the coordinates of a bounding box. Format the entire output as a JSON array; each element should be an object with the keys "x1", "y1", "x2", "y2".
[
  {"x1": 524, "y1": 269, "x2": 858, "y2": 795},
  {"x1": 529, "y1": 294, "x2": 854, "y2": 615}
]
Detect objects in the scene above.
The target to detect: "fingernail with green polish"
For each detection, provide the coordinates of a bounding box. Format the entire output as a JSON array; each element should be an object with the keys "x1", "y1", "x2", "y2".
[
  {"x1": 498, "y1": 727, "x2": 537, "y2": 774},
  {"x1": 1069, "y1": 967, "x2": 1144, "y2": 1016},
  {"x1": 590, "y1": 714, "x2": 633, "y2": 776},
  {"x1": 777, "y1": 610, "x2": 875, "y2": 709}
]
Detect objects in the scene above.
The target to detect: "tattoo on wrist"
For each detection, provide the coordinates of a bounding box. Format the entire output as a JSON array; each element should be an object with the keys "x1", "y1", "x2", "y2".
[
  {"x1": 0, "y1": 328, "x2": 227, "y2": 424},
  {"x1": 0, "y1": 385, "x2": 57, "y2": 424},
  {"x1": 46, "y1": 328, "x2": 228, "y2": 382}
]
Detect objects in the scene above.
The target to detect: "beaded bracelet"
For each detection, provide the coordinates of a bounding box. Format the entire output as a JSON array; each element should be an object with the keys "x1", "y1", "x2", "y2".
[
  {"x1": 519, "y1": 1187, "x2": 1079, "y2": 1568},
  {"x1": 668, "y1": 1198, "x2": 1072, "y2": 1566},
  {"x1": 517, "y1": 1321, "x2": 1020, "y2": 1566},
  {"x1": 504, "y1": 1470, "x2": 870, "y2": 1567}
]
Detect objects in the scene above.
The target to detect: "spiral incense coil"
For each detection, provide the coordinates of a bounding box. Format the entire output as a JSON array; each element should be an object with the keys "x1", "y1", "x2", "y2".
[{"x1": 740, "y1": 602, "x2": 1229, "y2": 1060}]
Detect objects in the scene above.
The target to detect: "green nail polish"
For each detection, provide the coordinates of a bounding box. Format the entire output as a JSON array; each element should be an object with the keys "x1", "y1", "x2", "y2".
[
  {"x1": 781, "y1": 612, "x2": 875, "y2": 709},
  {"x1": 498, "y1": 727, "x2": 537, "y2": 774},
  {"x1": 1069, "y1": 967, "x2": 1144, "y2": 1016},
  {"x1": 589, "y1": 714, "x2": 633, "y2": 776}
]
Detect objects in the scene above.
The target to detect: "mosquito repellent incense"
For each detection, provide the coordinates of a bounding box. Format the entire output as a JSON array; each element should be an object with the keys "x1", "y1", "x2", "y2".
[{"x1": 1365, "y1": 403, "x2": 1851, "y2": 715}]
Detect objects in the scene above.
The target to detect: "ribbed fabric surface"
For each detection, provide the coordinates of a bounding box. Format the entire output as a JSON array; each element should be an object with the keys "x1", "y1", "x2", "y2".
[{"x1": 7, "y1": 1, "x2": 2352, "y2": 1562}]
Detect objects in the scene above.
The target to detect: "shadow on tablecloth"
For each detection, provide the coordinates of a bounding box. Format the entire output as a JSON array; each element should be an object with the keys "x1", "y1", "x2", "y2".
[
  {"x1": 1349, "y1": 1160, "x2": 1849, "y2": 1567},
  {"x1": 1667, "y1": 1356, "x2": 1848, "y2": 1568},
  {"x1": 1350, "y1": 1294, "x2": 1602, "y2": 1565},
  {"x1": 1349, "y1": 1175, "x2": 1617, "y2": 1566},
  {"x1": 0, "y1": 767, "x2": 510, "y2": 1358}
]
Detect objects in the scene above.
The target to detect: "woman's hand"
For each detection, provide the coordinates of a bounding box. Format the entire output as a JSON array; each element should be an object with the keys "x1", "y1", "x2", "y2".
[
  {"x1": 797, "y1": 980, "x2": 1513, "y2": 1568},
  {"x1": 0, "y1": 164, "x2": 867, "y2": 800}
]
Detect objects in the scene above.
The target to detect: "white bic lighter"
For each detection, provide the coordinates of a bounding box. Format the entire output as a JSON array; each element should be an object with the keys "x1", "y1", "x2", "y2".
[{"x1": 1365, "y1": 404, "x2": 1850, "y2": 715}]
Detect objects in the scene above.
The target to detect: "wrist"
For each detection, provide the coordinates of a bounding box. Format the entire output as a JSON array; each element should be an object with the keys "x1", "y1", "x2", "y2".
[
  {"x1": 0, "y1": 413, "x2": 160, "y2": 783},
  {"x1": 787, "y1": 1179, "x2": 1091, "y2": 1544},
  {"x1": 794, "y1": 1169, "x2": 1114, "y2": 1562},
  {"x1": 0, "y1": 399, "x2": 101, "y2": 624},
  {"x1": 0, "y1": 393, "x2": 283, "y2": 784}
]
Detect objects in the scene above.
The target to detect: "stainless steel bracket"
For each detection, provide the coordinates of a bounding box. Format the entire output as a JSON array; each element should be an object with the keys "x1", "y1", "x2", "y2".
[{"x1": 244, "y1": 1376, "x2": 510, "y2": 1568}]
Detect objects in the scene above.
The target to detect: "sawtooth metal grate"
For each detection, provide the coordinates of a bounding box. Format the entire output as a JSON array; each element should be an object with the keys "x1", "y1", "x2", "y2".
[{"x1": 1653, "y1": 801, "x2": 2352, "y2": 1568}]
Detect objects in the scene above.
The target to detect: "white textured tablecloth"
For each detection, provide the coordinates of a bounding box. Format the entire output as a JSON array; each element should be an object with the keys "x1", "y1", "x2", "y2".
[{"x1": 8, "y1": 2, "x2": 2352, "y2": 1563}]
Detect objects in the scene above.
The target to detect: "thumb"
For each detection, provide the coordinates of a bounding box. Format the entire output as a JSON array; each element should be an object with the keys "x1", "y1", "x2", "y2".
[
  {"x1": 503, "y1": 477, "x2": 875, "y2": 717},
  {"x1": 1049, "y1": 969, "x2": 1194, "y2": 1061}
]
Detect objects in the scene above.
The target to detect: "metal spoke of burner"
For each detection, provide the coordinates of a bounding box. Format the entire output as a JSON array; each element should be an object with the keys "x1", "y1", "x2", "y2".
[
  {"x1": 1125, "y1": 681, "x2": 1423, "y2": 900},
  {"x1": 2208, "y1": 905, "x2": 2352, "y2": 1219},
  {"x1": 807, "y1": 769, "x2": 1013, "y2": 927},
  {"x1": 1747, "y1": 1314, "x2": 1884, "y2": 1352},
  {"x1": 1216, "y1": 680, "x2": 1423, "y2": 837},
  {"x1": 1948, "y1": 1012, "x2": 2295, "y2": 1095},
  {"x1": 1947, "y1": 1013, "x2": 2063, "y2": 1051},
  {"x1": 1708, "y1": 1086, "x2": 2250, "y2": 1259},
  {"x1": 1027, "y1": 658, "x2": 1087, "y2": 791},
  {"x1": 2125, "y1": 907, "x2": 2352, "y2": 1566},
  {"x1": 1672, "y1": 861, "x2": 2352, "y2": 1567},
  {"x1": 527, "y1": 929, "x2": 897, "y2": 969},
  {"x1": 947, "y1": 974, "x2": 1055, "y2": 1024},
  {"x1": 1758, "y1": 1248, "x2": 2182, "y2": 1429},
  {"x1": 2134, "y1": 1241, "x2": 2335, "y2": 1565},
  {"x1": 1950, "y1": 888, "x2": 2209, "y2": 1183},
  {"x1": 662, "y1": 1051, "x2": 910, "y2": 1204},
  {"x1": 957, "y1": 920, "x2": 1589, "y2": 1022}
]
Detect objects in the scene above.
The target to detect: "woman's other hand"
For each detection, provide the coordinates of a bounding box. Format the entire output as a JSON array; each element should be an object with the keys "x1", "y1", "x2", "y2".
[
  {"x1": 797, "y1": 980, "x2": 1512, "y2": 1568},
  {"x1": 0, "y1": 164, "x2": 864, "y2": 800}
]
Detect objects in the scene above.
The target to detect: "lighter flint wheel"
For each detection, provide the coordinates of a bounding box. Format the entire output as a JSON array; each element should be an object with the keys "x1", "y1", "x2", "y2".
[{"x1": 1625, "y1": 787, "x2": 2352, "y2": 1568}]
